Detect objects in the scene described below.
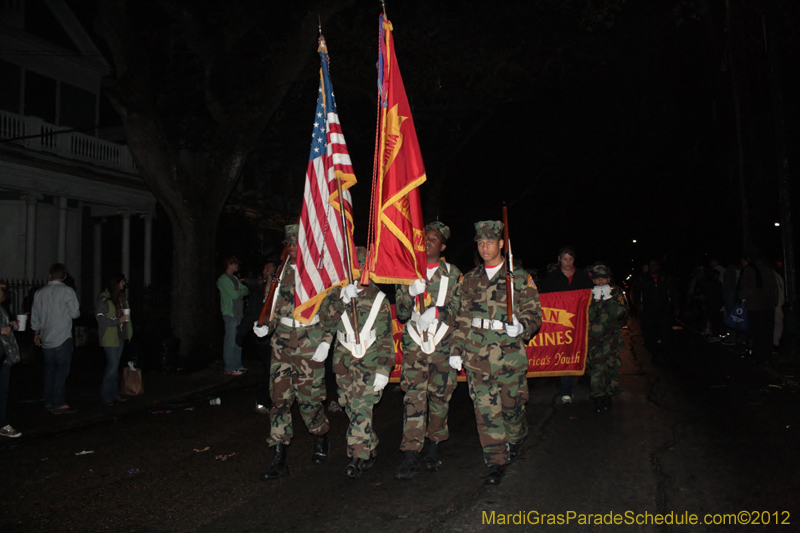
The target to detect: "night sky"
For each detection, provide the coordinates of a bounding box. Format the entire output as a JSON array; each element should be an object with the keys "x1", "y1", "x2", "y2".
[{"x1": 70, "y1": 0, "x2": 800, "y2": 283}]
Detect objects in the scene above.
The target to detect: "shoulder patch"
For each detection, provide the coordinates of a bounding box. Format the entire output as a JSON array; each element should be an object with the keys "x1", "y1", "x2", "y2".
[
  {"x1": 527, "y1": 275, "x2": 537, "y2": 289},
  {"x1": 458, "y1": 274, "x2": 464, "y2": 283}
]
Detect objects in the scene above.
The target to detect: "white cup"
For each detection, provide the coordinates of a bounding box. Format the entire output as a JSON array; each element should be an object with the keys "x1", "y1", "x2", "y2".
[
  {"x1": 16, "y1": 315, "x2": 27, "y2": 332},
  {"x1": 123, "y1": 309, "x2": 131, "y2": 319}
]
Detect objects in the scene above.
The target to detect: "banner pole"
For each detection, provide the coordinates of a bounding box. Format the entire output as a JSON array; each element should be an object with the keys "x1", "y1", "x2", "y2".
[{"x1": 336, "y1": 175, "x2": 360, "y2": 344}]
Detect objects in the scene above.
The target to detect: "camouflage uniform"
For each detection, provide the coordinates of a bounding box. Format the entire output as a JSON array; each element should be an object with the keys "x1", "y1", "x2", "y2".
[
  {"x1": 266, "y1": 229, "x2": 331, "y2": 448},
  {"x1": 323, "y1": 281, "x2": 393, "y2": 460},
  {"x1": 396, "y1": 256, "x2": 462, "y2": 452},
  {"x1": 587, "y1": 284, "x2": 629, "y2": 399},
  {"x1": 452, "y1": 221, "x2": 542, "y2": 467}
]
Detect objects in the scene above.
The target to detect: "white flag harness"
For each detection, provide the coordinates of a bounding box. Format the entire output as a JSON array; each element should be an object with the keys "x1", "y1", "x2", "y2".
[
  {"x1": 337, "y1": 292, "x2": 386, "y2": 358},
  {"x1": 407, "y1": 263, "x2": 451, "y2": 354}
]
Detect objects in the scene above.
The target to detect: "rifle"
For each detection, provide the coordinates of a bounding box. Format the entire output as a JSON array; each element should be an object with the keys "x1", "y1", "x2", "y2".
[
  {"x1": 257, "y1": 245, "x2": 291, "y2": 327},
  {"x1": 502, "y1": 205, "x2": 514, "y2": 326}
]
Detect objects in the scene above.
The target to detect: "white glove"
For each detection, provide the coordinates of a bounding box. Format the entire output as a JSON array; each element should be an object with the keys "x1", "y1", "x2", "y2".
[
  {"x1": 409, "y1": 278, "x2": 426, "y2": 297},
  {"x1": 601, "y1": 285, "x2": 612, "y2": 300},
  {"x1": 505, "y1": 315, "x2": 523, "y2": 338},
  {"x1": 253, "y1": 322, "x2": 269, "y2": 337},
  {"x1": 416, "y1": 307, "x2": 438, "y2": 331},
  {"x1": 312, "y1": 341, "x2": 330, "y2": 362},
  {"x1": 449, "y1": 356, "x2": 462, "y2": 371},
  {"x1": 340, "y1": 282, "x2": 361, "y2": 305},
  {"x1": 592, "y1": 286, "x2": 603, "y2": 301},
  {"x1": 372, "y1": 373, "x2": 389, "y2": 392}
]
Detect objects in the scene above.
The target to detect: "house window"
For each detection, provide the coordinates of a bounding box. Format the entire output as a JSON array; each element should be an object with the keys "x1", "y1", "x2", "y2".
[
  {"x1": 60, "y1": 83, "x2": 96, "y2": 131},
  {"x1": 24, "y1": 70, "x2": 57, "y2": 124},
  {"x1": 0, "y1": 60, "x2": 21, "y2": 113}
]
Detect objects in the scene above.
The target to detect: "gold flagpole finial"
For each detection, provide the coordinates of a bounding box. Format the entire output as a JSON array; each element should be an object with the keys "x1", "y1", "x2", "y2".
[{"x1": 380, "y1": 0, "x2": 387, "y2": 17}]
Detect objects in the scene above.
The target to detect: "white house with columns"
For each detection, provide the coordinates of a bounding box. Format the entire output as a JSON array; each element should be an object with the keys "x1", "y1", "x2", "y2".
[{"x1": 0, "y1": 0, "x2": 156, "y2": 307}]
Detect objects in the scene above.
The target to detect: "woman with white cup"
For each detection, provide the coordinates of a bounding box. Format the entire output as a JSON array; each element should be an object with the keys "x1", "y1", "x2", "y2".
[
  {"x1": 0, "y1": 281, "x2": 22, "y2": 437},
  {"x1": 96, "y1": 274, "x2": 132, "y2": 406}
]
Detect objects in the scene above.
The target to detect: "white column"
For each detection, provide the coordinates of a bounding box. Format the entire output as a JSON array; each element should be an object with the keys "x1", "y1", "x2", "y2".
[
  {"x1": 23, "y1": 192, "x2": 41, "y2": 280},
  {"x1": 121, "y1": 209, "x2": 131, "y2": 278},
  {"x1": 93, "y1": 219, "x2": 104, "y2": 297},
  {"x1": 142, "y1": 212, "x2": 153, "y2": 286},
  {"x1": 57, "y1": 196, "x2": 68, "y2": 263}
]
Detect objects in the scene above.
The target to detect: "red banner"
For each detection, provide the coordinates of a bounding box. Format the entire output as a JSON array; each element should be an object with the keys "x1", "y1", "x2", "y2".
[
  {"x1": 525, "y1": 289, "x2": 591, "y2": 377},
  {"x1": 367, "y1": 15, "x2": 427, "y2": 285},
  {"x1": 388, "y1": 289, "x2": 591, "y2": 382}
]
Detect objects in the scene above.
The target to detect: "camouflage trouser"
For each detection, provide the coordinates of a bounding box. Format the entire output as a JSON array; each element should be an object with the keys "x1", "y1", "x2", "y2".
[
  {"x1": 464, "y1": 344, "x2": 529, "y2": 466},
  {"x1": 267, "y1": 329, "x2": 329, "y2": 447},
  {"x1": 333, "y1": 347, "x2": 383, "y2": 460},
  {"x1": 399, "y1": 341, "x2": 457, "y2": 451},
  {"x1": 587, "y1": 346, "x2": 621, "y2": 399}
]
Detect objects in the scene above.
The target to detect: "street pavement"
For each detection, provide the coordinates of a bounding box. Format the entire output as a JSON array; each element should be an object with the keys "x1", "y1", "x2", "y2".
[{"x1": 1, "y1": 319, "x2": 798, "y2": 532}]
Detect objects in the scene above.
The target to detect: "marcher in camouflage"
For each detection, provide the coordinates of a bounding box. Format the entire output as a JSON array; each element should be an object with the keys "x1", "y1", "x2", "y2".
[
  {"x1": 320, "y1": 247, "x2": 393, "y2": 479},
  {"x1": 394, "y1": 221, "x2": 462, "y2": 479},
  {"x1": 451, "y1": 221, "x2": 542, "y2": 485},
  {"x1": 258, "y1": 224, "x2": 332, "y2": 481},
  {"x1": 587, "y1": 264, "x2": 629, "y2": 413}
]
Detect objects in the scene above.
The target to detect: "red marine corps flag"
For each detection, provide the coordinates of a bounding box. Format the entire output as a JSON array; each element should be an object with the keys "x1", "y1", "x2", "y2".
[
  {"x1": 294, "y1": 35, "x2": 359, "y2": 323},
  {"x1": 364, "y1": 14, "x2": 427, "y2": 285}
]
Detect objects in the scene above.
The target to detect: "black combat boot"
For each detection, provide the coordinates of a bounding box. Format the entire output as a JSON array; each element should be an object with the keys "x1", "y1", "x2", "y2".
[
  {"x1": 361, "y1": 449, "x2": 377, "y2": 470},
  {"x1": 343, "y1": 457, "x2": 363, "y2": 479},
  {"x1": 603, "y1": 396, "x2": 612, "y2": 411},
  {"x1": 509, "y1": 436, "x2": 526, "y2": 463},
  {"x1": 260, "y1": 443, "x2": 289, "y2": 480},
  {"x1": 423, "y1": 439, "x2": 442, "y2": 471},
  {"x1": 312, "y1": 434, "x2": 328, "y2": 465},
  {"x1": 394, "y1": 450, "x2": 421, "y2": 480},
  {"x1": 485, "y1": 464, "x2": 506, "y2": 485},
  {"x1": 593, "y1": 397, "x2": 603, "y2": 413}
]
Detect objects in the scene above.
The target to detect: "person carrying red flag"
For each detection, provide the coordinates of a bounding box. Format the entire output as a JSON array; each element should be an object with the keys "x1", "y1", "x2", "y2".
[{"x1": 394, "y1": 221, "x2": 462, "y2": 479}]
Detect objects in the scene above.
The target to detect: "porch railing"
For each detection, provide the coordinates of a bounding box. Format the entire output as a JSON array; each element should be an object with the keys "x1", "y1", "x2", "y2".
[{"x1": 0, "y1": 109, "x2": 138, "y2": 175}]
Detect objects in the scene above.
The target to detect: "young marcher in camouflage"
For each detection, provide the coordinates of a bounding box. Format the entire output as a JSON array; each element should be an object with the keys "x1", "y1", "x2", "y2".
[
  {"x1": 256, "y1": 225, "x2": 332, "y2": 481},
  {"x1": 587, "y1": 264, "x2": 629, "y2": 412},
  {"x1": 450, "y1": 221, "x2": 542, "y2": 485},
  {"x1": 319, "y1": 247, "x2": 393, "y2": 479},
  {"x1": 394, "y1": 221, "x2": 462, "y2": 480}
]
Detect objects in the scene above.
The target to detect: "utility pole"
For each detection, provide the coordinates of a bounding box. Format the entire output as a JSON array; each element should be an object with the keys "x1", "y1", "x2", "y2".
[{"x1": 765, "y1": 12, "x2": 797, "y2": 357}]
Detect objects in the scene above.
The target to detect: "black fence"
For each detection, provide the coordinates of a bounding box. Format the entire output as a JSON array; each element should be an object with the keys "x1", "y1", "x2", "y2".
[
  {"x1": 0, "y1": 278, "x2": 47, "y2": 317},
  {"x1": 0, "y1": 279, "x2": 174, "y2": 367}
]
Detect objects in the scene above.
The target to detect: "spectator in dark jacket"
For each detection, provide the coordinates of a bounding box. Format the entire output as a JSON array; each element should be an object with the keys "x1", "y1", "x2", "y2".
[
  {"x1": 538, "y1": 245, "x2": 594, "y2": 404},
  {"x1": 631, "y1": 259, "x2": 679, "y2": 363},
  {"x1": 737, "y1": 251, "x2": 778, "y2": 365},
  {"x1": 721, "y1": 261, "x2": 743, "y2": 345}
]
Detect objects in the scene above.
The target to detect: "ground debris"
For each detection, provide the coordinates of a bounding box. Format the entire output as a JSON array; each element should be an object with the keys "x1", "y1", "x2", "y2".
[{"x1": 215, "y1": 452, "x2": 236, "y2": 461}]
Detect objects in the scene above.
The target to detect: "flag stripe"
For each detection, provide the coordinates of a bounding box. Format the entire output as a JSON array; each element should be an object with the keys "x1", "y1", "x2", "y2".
[{"x1": 295, "y1": 38, "x2": 358, "y2": 323}]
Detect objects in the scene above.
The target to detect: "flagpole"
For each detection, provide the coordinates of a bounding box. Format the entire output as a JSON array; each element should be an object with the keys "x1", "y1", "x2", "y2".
[{"x1": 336, "y1": 175, "x2": 360, "y2": 344}]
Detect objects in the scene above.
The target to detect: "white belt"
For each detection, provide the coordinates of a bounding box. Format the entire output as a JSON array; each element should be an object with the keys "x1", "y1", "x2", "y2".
[
  {"x1": 471, "y1": 317, "x2": 505, "y2": 331},
  {"x1": 280, "y1": 315, "x2": 320, "y2": 328},
  {"x1": 337, "y1": 329, "x2": 377, "y2": 346}
]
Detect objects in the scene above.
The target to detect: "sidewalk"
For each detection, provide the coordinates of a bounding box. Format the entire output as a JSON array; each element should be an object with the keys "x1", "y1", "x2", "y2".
[{"x1": 3, "y1": 344, "x2": 266, "y2": 439}]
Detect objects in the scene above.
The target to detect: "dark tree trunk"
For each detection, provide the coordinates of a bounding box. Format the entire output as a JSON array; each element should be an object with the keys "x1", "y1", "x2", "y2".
[{"x1": 168, "y1": 205, "x2": 219, "y2": 359}]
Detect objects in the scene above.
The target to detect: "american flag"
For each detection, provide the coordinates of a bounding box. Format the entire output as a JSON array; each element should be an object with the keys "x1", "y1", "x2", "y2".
[{"x1": 294, "y1": 35, "x2": 358, "y2": 324}]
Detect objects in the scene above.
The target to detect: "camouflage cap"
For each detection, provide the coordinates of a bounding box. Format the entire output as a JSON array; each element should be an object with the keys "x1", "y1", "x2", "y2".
[
  {"x1": 425, "y1": 221, "x2": 451, "y2": 242},
  {"x1": 283, "y1": 224, "x2": 299, "y2": 244},
  {"x1": 355, "y1": 246, "x2": 368, "y2": 266},
  {"x1": 474, "y1": 220, "x2": 504, "y2": 242},
  {"x1": 590, "y1": 264, "x2": 612, "y2": 279}
]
